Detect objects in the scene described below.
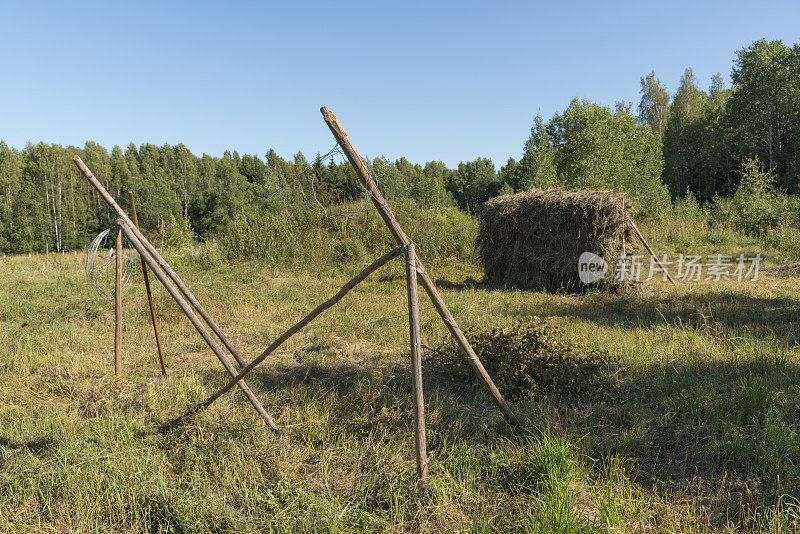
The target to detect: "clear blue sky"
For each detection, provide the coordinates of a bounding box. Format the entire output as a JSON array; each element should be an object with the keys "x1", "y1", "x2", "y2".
[{"x1": 1, "y1": 0, "x2": 798, "y2": 168}]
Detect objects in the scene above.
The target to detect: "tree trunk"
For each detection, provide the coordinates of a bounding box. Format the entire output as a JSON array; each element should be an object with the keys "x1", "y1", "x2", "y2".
[
  {"x1": 57, "y1": 179, "x2": 63, "y2": 252},
  {"x1": 767, "y1": 101, "x2": 775, "y2": 184}
]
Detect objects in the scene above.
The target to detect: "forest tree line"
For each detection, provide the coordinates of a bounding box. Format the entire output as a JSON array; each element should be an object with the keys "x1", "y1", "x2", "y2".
[{"x1": 0, "y1": 38, "x2": 798, "y2": 254}]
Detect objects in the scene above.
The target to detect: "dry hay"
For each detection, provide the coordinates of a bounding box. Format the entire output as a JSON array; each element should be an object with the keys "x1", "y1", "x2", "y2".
[{"x1": 477, "y1": 188, "x2": 635, "y2": 292}]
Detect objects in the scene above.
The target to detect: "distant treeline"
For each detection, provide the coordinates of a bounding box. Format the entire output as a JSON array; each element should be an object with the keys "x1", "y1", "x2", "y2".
[{"x1": 0, "y1": 38, "x2": 797, "y2": 254}]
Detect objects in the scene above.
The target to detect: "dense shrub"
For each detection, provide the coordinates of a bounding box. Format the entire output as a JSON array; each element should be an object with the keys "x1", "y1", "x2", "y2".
[
  {"x1": 394, "y1": 200, "x2": 477, "y2": 260},
  {"x1": 709, "y1": 158, "x2": 799, "y2": 235},
  {"x1": 160, "y1": 214, "x2": 196, "y2": 249},
  {"x1": 671, "y1": 188, "x2": 703, "y2": 220}
]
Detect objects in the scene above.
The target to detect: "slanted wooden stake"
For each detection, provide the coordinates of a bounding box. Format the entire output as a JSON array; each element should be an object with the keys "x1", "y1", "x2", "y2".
[
  {"x1": 628, "y1": 215, "x2": 676, "y2": 285},
  {"x1": 128, "y1": 191, "x2": 167, "y2": 377},
  {"x1": 320, "y1": 107, "x2": 518, "y2": 425},
  {"x1": 118, "y1": 219, "x2": 280, "y2": 433},
  {"x1": 114, "y1": 223, "x2": 122, "y2": 375},
  {"x1": 72, "y1": 156, "x2": 248, "y2": 369},
  {"x1": 405, "y1": 243, "x2": 427, "y2": 480},
  {"x1": 71, "y1": 156, "x2": 278, "y2": 433}
]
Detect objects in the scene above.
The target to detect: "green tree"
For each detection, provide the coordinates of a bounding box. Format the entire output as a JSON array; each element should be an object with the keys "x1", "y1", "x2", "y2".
[
  {"x1": 411, "y1": 161, "x2": 454, "y2": 207},
  {"x1": 448, "y1": 158, "x2": 501, "y2": 213},
  {"x1": 549, "y1": 99, "x2": 667, "y2": 211},
  {"x1": 369, "y1": 157, "x2": 407, "y2": 201},
  {"x1": 726, "y1": 39, "x2": 800, "y2": 189},
  {"x1": 167, "y1": 143, "x2": 199, "y2": 220},
  {"x1": 638, "y1": 70, "x2": 671, "y2": 139},
  {"x1": 662, "y1": 69, "x2": 708, "y2": 198},
  {"x1": 515, "y1": 114, "x2": 557, "y2": 190},
  {"x1": 0, "y1": 142, "x2": 23, "y2": 252}
]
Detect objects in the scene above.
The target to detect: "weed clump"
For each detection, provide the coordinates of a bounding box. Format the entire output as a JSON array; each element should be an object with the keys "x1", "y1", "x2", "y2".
[
  {"x1": 433, "y1": 316, "x2": 616, "y2": 399},
  {"x1": 332, "y1": 238, "x2": 366, "y2": 265}
]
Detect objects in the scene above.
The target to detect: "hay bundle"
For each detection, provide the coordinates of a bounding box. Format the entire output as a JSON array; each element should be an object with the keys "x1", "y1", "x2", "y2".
[{"x1": 477, "y1": 188, "x2": 634, "y2": 292}]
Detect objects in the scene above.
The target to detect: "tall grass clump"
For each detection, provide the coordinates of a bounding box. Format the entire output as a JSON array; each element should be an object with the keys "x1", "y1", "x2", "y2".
[
  {"x1": 393, "y1": 199, "x2": 477, "y2": 260},
  {"x1": 218, "y1": 211, "x2": 305, "y2": 264},
  {"x1": 217, "y1": 199, "x2": 477, "y2": 265}
]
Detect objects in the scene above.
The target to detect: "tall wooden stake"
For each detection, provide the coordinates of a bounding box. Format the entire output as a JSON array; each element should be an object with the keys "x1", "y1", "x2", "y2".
[
  {"x1": 405, "y1": 243, "x2": 427, "y2": 480},
  {"x1": 114, "y1": 223, "x2": 122, "y2": 376},
  {"x1": 128, "y1": 191, "x2": 167, "y2": 376},
  {"x1": 320, "y1": 107, "x2": 518, "y2": 425}
]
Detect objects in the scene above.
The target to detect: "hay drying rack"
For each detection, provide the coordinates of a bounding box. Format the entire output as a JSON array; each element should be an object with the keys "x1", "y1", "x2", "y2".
[{"x1": 73, "y1": 107, "x2": 519, "y2": 480}]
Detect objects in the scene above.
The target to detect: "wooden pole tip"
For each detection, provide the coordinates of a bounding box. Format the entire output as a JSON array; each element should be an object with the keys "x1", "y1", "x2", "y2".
[
  {"x1": 320, "y1": 107, "x2": 335, "y2": 121},
  {"x1": 72, "y1": 155, "x2": 91, "y2": 176}
]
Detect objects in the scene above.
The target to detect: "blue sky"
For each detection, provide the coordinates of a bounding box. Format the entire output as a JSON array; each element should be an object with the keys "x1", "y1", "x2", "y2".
[{"x1": 1, "y1": 0, "x2": 798, "y2": 167}]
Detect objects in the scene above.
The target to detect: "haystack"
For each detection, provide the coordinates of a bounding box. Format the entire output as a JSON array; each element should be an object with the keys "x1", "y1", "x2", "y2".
[{"x1": 477, "y1": 188, "x2": 634, "y2": 292}]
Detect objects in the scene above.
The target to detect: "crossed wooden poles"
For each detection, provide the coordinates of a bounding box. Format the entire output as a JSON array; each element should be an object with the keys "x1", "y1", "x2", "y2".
[
  {"x1": 112, "y1": 192, "x2": 167, "y2": 378},
  {"x1": 73, "y1": 106, "x2": 518, "y2": 478}
]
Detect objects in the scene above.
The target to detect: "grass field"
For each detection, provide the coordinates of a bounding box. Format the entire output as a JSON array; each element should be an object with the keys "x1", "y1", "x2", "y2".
[{"x1": 1, "y1": 221, "x2": 799, "y2": 532}]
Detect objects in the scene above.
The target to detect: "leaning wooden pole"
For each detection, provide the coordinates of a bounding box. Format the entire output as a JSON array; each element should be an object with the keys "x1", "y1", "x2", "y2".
[
  {"x1": 118, "y1": 219, "x2": 279, "y2": 433},
  {"x1": 129, "y1": 191, "x2": 167, "y2": 377},
  {"x1": 628, "y1": 215, "x2": 676, "y2": 285},
  {"x1": 405, "y1": 243, "x2": 428, "y2": 480},
  {"x1": 72, "y1": 156, "x2": 248, "y2": 368},
  {"x1": 320, "y1": 107, "x2": 518, "y2": 425},
  {"x1": 168, "y1": 246, "x2": 405, "y2": 426},
  {"x1": 114, "y1": 223, "x2": 122, "y2": 376}
]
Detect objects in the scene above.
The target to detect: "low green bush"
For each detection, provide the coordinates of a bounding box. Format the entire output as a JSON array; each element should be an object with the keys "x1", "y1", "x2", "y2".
[
  {"x1": 218, "y1": 211, "x2": 304, "y2": 264},
  {"x1": 160, "y1": 214, "x2": 196, "y2": 249},
  {"x1": 432, "y1": 316, "x2": 616, "y2": 399}
]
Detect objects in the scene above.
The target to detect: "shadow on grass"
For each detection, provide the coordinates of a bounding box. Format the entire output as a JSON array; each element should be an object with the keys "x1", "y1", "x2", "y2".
[
  {"x1": 577, "y1": 354, "x2": 800, "y2": 526},
  {"x1": 315, "y1": 355, "x2": 796, "y2": 519},
  {"x1": 156, "y1": 342, "x2": 800, "y2": 529},
  {"x1": 436, "y1": 278, "x2": 800, "y2": 345},
  {"x1": 534, "y1": 289, "x2": 800, "y2": 344},
  {"x1": 0, "y1": 435, "x2": 57, "y2": 458},
  {"x1": 434, "y1": 277, "x2": 487, "y2": 291}
]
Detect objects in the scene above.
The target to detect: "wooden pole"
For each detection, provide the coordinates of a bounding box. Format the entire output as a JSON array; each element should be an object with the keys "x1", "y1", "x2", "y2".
[
  {"x1": 128, "y1": 191, "x2": 167, "y2": 377},
  {"x1": 405, "y1": 243, "x2": 427, "y2": 480},
  {"x1": 117, "y1": 220, "x2": 279, "y2": 433},
  {"x1": 72, "y1": 156, "x2": 248, "y2": 368},
  {"x1": 170, "y1": 246, "x2": 404, "y2": 424},
  {"x1": 627, "y1": 215, "x2": 676, "y2": 285},
  {"x1": 114, "y1": 223, "x2": 122, "y2": 376},
  {"x1": 319, "y1": 107, "x2": 518, "y2": 425}
]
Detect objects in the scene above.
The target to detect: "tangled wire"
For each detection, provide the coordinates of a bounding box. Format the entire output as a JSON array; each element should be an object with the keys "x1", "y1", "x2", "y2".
[
  {"x1": 86, "y1": 225, "x2": 138, "y2": 299},
  {"x1": 297, "y1": 144, "x2": 376, "y2": 219}
]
